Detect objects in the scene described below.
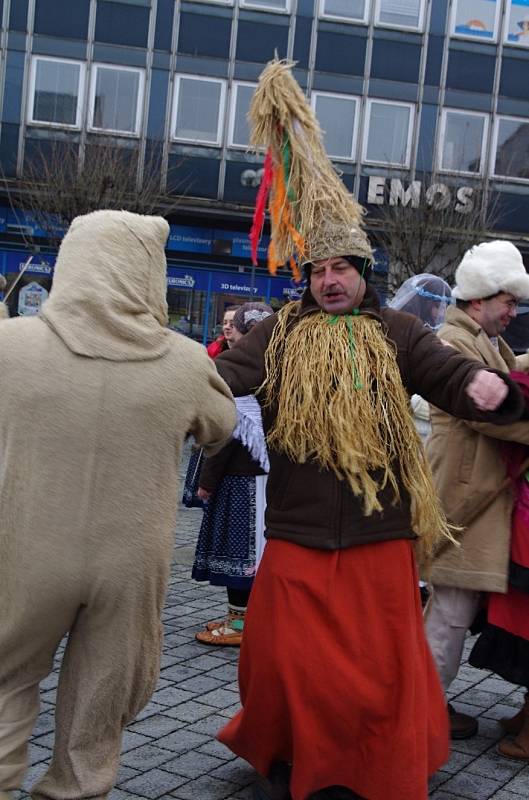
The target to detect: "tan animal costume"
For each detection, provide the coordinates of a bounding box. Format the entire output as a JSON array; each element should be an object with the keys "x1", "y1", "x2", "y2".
[{"x1": 0, "y1": 210, "x2": 236, "y2": 800}]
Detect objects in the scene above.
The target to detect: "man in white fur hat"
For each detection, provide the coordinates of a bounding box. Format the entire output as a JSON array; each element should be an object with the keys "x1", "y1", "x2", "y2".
[
  {"x1": 426, "y1": 240, "x2": 529, "y2": 740},
  {"x1": 0, "y1": 210, "x2": 236, "y2": 800}
]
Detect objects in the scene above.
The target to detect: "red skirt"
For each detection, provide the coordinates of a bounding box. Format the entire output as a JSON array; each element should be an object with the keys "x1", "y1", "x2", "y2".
[{"x1": 217, "y1": 538, "x2": 449, "y2": 800}]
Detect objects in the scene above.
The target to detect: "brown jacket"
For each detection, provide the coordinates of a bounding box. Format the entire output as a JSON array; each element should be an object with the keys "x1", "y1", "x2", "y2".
[
  {"x1": 428, "y1": 305, "x2": 529, "y2": 593},
  {"x1": 216, "y1": 288, "x2": 523, "y2": 551},
  {"x1": 199, "y1": 439, "x2": 266, "y2": 494}
]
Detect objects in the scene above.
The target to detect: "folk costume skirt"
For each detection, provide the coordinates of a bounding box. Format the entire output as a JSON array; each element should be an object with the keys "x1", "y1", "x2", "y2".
[
  {"x1": 192, "y1": 474, "x2": 267, "y2": 590},
  {"x1": 217, "y1": 538, "x2": 449, "y2": 800}
]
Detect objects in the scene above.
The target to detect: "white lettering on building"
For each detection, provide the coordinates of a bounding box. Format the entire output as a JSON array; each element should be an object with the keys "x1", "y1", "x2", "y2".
[
  {"x1": 167, "y1": 274, "x2": 195, "y2": 288},
  {"x1": 367, "y1": 176, "x2": 474, "y2": 214}
]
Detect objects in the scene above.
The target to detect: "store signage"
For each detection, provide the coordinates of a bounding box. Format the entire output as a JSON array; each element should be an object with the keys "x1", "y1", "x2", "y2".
[
  {"x1": 167, "y1": 227, "x2": 213, "y2": 254},
  {"x1": 18, "y1": 281, "x2": 48, "y2": 316},
  {"x1": 166, "y1": 264, "x2": 294, "y2": 300},
  {"x1": 367, "y1": 177, "x2": 475, "y2": 214},
  {"x1": 166, "y1": 224, "x2": 269, "y2": 260},
  {"x1": 210, "y1": 271, "x2": 269, "y2": 296},
  {"x1": 2, "y1": 252, "x2": 55, "y2": 275},
  {"x1": 167, "y1": 273, "x2": 196, "y2": 289}
]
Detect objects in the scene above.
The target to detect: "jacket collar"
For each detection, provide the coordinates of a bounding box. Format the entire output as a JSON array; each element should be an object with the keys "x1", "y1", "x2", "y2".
[
  {"x1": 444, "y1": 304, "x2": 515, "y2": 367},
  {"x1": 444, "y1": 304, "x2": 482, "y2": 336},
  {"x1": 299, "y1": 284, "x2": 382, "y2": 322}
]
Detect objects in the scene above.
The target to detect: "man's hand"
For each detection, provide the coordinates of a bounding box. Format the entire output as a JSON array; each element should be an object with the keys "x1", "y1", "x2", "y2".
[
  {"x1": 197, "y1": 487, "x2": 212, "y2": 502},
  {"x1": 466, "y1": 370, "x2": 508, "y2": 411}
]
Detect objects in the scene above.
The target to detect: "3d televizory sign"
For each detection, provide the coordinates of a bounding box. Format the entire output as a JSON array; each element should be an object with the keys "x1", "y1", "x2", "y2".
[{"x1": 367, "y1": 176, "x2": 475, "y2": 214}]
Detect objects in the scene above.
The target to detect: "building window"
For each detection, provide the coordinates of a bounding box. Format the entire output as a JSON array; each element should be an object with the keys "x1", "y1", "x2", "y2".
[
  {"x1": 375, "y1": 0, "x2": 424, "y2": 30},
  {"x1": 493, "y1": 116, "x2": 529, "y2": 181},
  {"x1": 451, "y1": 0, "x2": 500, "y2": 42},
  {"x1": 505, "y1": 1, "x2": 529, "y2": 47},
  {"x1": 89, "y1": 65, "x2": 144, "y2": 135},
  {"x1": 240, "y1": 0, "x2": 291, "y2": 10},
  {"x1": 438, "y1": 109, "x2": 488, "y2": 175},
  {"x1": 311, "y1": 92, "x2": 359, "y2": 160},
  {"x1": 172, "y1": 75, "x2": 226, "y2": 145},
  {"x1": 363, "y1": 100, "x2": 414, "y2": 167},
  {"x1": 28, "y1": 57, "x2": 84, "y2": 128},
  {"x1": 229, "y1": 83, "x2": 256, "y2": 148},
  {"x1": 319, "y1": 0, "x2": 367, "y2": 23}
]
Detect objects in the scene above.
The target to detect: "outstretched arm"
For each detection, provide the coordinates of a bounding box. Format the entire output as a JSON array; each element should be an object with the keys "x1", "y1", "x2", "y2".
[
  {"x1": 215, "y1": 314, "x2": 277, "y2": 397},
  {"x1": 405, "y1": 317, "x2": 523, "y2": 422},
  {"x1": 188, "y1": 350, "x2": 237, "y2": 456}
]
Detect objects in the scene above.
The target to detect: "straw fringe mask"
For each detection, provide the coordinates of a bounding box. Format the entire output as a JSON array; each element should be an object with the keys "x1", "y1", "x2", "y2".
[{"x1": 260, "y1": 303, "x2": 457, "y2": 567}]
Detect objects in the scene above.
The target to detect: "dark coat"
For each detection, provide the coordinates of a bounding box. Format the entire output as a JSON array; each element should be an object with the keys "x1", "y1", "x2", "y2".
[
  {"x1": 199, "y1": 438, "x2": 266, "y2": 494},
  {"x1": 215, "y1": 287, "x2": 524, "y2": 550}
]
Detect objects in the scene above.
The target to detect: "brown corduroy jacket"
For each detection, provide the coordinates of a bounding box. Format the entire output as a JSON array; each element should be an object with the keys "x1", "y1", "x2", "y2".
[{"x1": 215, "y1": 287, "x2": 524, "y2": 551}]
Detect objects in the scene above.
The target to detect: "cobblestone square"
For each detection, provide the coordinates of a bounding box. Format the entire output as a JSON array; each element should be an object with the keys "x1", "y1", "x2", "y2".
[{"x1": 18, "y1": 487, "x2": 529, "y2": 800}]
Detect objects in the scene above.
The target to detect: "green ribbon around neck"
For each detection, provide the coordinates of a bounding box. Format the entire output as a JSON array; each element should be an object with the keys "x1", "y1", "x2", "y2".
[{"x1": 328, "y1": 311, "x2": 363, "y2": 390}]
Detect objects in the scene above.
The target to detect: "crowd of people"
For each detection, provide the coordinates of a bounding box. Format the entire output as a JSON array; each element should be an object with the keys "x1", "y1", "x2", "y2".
[{"x1": 2, "y1": 59, "x2": 529, "y2": 800}]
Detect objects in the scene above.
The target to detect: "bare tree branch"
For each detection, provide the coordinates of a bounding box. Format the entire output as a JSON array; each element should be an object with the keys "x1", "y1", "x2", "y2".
[
  {"x1": 1, "y1": 138, "x2": 187, "y2": 249},
  {"x1": 368, "y1": 174, "x2": 503, "y2": 296}
]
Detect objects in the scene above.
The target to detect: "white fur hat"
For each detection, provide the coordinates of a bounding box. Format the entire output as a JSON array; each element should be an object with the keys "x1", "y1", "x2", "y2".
[{"x1": 452, "y1": 240, "x2": 529, "y2": 301}]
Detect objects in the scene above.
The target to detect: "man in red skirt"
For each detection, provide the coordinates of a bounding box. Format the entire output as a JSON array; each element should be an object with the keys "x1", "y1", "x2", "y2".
[{"x1": 211, "y1": 60, "x2": 526, "y2": 800}]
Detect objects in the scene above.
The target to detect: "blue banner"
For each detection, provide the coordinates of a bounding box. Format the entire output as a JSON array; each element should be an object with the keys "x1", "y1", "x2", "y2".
[
  {"x1": 166, "y1": 266, "x2": 210, "y2": 291},
  {"x1": 7, "y1": 209, "x2": 65, "y2": 239},
  {"x1": 166, "y1": 224, "x2": 269, "y2": 262},
  {"x1": 167, "y1": 226, "x2": 213, "y2": 255},
  {"x1": 210, "y1": 270, "x2": 269, "y2": 297},
  {"x1": 3, "y1": 251, "x2": 55, "y2": 275}
]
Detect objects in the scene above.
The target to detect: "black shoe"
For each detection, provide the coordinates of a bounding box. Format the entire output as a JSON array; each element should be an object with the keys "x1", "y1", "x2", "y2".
[
  {"x1": 448, "y1": 703, "x2": 478, "y2": 740},
  {"x1": 253, "y1": 762, "x2": 292, "y2": 800},
  {"x1": 308, "y1": 788, "x2": 365, "y2": 800}
]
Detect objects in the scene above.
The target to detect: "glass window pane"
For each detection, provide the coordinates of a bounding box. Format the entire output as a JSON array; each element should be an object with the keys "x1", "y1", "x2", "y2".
[
  {"x1": 495, "y1": 119, "x2": 529, "y2": 179},
  {"x1": 378, "y1": 0, "x2": 421, "y2": 28},
  {"x1": 505, "y1": 1, "x2": 529, "y2": 46},
  {"x1": 366, "y1": 102, "x2": 410, "y2": 165},
  {"x1": 322, "y1": 0, "x2": 365, "y2": 19},
  {"x1": 241, "y1": 0, "x2": 287, "y2": 8},
  {"x1": 93, "y1": 67, "x2": 140, "y2": 133},
  {"x1": 231, "y1": 85, "x2": 255, "y2": 147},
  {"x1": 175, "y1": 78, "x2": 222, "y2": 143},
  {"x1": 453, "y1": 0, "x2": 498, "y2": 40},
  {"x1": 314, "y1": 94, "x2": 356, "y2": 159},
  {"x1": 441, "y1": 112, "x2": 485, "y2": 173},
  {"x1": 32, "y1": 59, "x2": 80, "y2": 126}
]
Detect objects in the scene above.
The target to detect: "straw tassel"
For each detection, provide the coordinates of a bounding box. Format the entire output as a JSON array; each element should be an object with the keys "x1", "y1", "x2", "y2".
[{"x1": 248, "y1": 59, "x2": 372, "y2": 275}]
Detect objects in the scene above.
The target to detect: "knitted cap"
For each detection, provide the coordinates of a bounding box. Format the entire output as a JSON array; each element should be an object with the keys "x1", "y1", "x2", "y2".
[
  {"x1": 233, "y1": 302, "x2": 273, "y2": 335},
  {"x1": 452, "y1": 240, "x2": 529, "y2": 301}
]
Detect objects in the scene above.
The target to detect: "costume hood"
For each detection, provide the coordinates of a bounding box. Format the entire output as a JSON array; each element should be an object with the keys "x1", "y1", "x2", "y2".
[
  {"x1": 42, "y1": 209, "x2": 171, "y2": 361},
  {"x1": 452, "y1": 240, "x2": 529, "y2": 301}
]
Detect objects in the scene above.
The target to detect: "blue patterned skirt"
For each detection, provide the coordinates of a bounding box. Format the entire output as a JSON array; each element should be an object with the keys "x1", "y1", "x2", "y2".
[{"x1": 192, "y1": 475, "x2": 256, "y2": 590}]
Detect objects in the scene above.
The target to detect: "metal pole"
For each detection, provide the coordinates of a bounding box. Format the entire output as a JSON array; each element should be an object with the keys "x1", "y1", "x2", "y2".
[
  {"x1": 202, "y1": 271, "x2": 213, "y2": 346},
  {"x1": 4, "y1": 256, "x2": 34, "y2": 302}
]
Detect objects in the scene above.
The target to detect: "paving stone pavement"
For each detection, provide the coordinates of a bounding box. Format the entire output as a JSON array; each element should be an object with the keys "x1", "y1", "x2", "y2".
[{"x1": 19, "y1": 457, "x2": 529, "y2": 800}]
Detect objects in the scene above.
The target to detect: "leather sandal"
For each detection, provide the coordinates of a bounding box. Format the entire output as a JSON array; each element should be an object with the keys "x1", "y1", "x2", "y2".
[
  {"x1": 498, "y1": 737, "x2": 529, "y2": 761},
  {"x1": 206, "y1": 612, "x2": 245, "y2": 632},
  {"x1": 500, "y1": 709, "x2": 525, "y2": 736},
  {"x1": 195, "y1": 623, "x2": 242, "y2": 646}
]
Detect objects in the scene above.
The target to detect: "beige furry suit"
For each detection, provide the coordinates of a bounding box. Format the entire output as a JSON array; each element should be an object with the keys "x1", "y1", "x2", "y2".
[{"x1": 0, "y1": 211, "x2": 236, "y2": 799}]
